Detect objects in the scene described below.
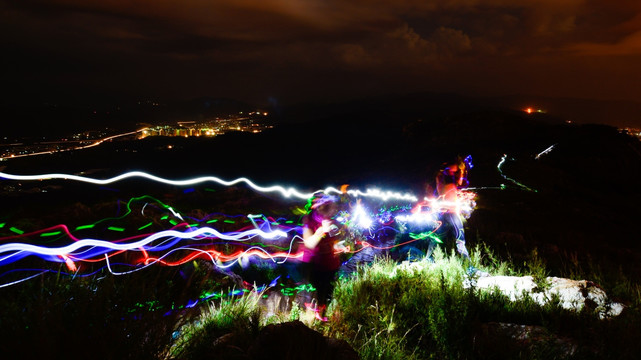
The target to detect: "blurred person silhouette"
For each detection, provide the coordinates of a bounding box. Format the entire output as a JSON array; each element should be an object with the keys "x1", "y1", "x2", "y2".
[
  {"x1": 427, "y1": 155, "x2": 472, "y2": 262},
  {"x1": 299, "y1": 193, "x2": 346, "y2": 321}
]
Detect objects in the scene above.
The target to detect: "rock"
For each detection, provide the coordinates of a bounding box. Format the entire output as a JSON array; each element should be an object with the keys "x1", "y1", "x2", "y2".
[
  {"x1": 471, "y1": 275, "x2": 625, "y2": 318},
  {"x1": 246, "y1": 321, "x2": 358, "y2": 360},
  {"x1": 472, "y1": 275, "x2": 538, "y2": 300},
  {"x1": 474, "y1": 322, "x2": 578, "y2": 359},
  {"x1": 209, "y1": 333, "x2": 252, "y2": 360},
  {"x1": 545, "y1": 277, "x2": 625, "y2": 318}
]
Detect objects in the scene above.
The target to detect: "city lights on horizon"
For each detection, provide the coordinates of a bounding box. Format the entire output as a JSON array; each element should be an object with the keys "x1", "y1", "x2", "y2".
[
  {"x1": 524, "y1": 107, "x2": 545, "y2": 114},
  {"x1": 1, "y1": 110, "x2": 272, "y2": 160}
]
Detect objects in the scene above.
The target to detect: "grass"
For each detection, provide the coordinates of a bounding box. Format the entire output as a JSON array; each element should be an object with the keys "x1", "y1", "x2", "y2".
[
  {"x1": 2, "y1": 243, "x2": 641, "y2": 360},
  {"x1": 166, "y1": 290, "x2": 264, "y2": 360},
  {"x1": 0, "y1": 260, "x2": 237, "y2": 360},
  {"x1": 326, "y1": 249, "x2": 477, "y2": 359},
  {"x1": 323, "y1": 246, "x2": 641, "y2": 359}
]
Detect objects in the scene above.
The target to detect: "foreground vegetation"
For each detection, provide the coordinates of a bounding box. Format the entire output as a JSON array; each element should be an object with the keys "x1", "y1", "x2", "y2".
[
  {"x1": 0, "y1": 261, "x2": 231, "y2": 359},
  {"x1": 162, "y1": 246, "x2": 641, "y2": 360},
  {"x1": 1, "y1": 243, "x2": 640, "y2": 359},
  {"x1": 326, "y1": 248, "x2": 641, "y2": 359}
]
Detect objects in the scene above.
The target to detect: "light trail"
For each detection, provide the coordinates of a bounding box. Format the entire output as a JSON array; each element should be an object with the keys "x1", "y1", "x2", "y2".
[
  {"x1": 0, "y1": 227, "x2": 288, "y2": 266},
  {"x1": 0, "y1": 167, "x2": 484, "y2": 288},
  {"x1": 0, "y1": 170, "x2": 418, "y2": 201},
  {"x1": 0, "y1": 129, "x2": 146, "y2": 160},
  {"x1": 0, "y1": 194, "x2": 456, "y2": 287},
  {"x1": 497, "y1": 154, "x2": 537, "y2": 192},
  {"x1": 535, "y1": 144, "x2": 556, "y2": 160}
]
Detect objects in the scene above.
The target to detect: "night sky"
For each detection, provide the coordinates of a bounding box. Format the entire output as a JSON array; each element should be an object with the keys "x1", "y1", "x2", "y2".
[{"x1": 2, "y1": 1, "x2": 641, "y2": 116}]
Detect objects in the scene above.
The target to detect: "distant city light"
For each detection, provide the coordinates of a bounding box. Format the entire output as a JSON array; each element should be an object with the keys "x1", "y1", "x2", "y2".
[
  {"x1": 524, "y1": 107, "x2": 545, "y2": 114},
  {"x1": 1, "y1": 110, "x2": 272, "y2": 160}
]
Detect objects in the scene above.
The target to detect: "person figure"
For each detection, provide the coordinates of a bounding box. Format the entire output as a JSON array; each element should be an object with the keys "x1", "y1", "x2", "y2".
[
  {"x1": 428, "y1": 156, "x2": 472, "y2": 261},
  {"x1": 300, "y1": 193, "x2": 345, "y2": 321}
]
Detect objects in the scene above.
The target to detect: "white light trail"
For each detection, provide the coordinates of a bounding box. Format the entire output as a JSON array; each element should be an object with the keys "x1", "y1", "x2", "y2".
[
  {"x1": 535, "y1": 144, "x2": 556, "y2": 160},
  {"x1": 0, "y1": 227, "x2": 288, "y2": 262},
  {"x1": 0, "y1": 171, "x2": 418, "y2": 202}
]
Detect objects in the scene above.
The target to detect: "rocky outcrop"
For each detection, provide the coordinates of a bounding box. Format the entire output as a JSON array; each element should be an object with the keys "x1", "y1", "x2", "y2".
[
  {"x1": 387, "y1": 261, "x2": 625, "y2": 318},
  {"x1": 470, "y1": 275, "x2": 625, "y2": 318}
]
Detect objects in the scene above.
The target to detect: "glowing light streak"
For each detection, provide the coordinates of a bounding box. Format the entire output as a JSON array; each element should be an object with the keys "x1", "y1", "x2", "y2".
[
  {"x1": 395, "y1": 211, "x2": 438, "y2": 225},
  {"x1": 0, "y1": 171, "x2": 417, "y2": 202},
  {"x1": 341, "y1": 187, "x2": 418, "y2": 202},
  {"x1": 0, "y1": 271, "x2": 47, "y2": 289},
  {"x1": 410, "y1": 232, "x2": 442, "y2": 244},
  {"x1": 497, "y1": 154, "x2": 537, "y2": 192},
  {"x1": 0, "y1": 199, "x2": 458, "y2": 288},
  {"x1": 280, "y1": 283, "x2": 315, "y2": 296},
  {"x1": 139, "y1": 243, "x2": 303, "y2": 271},
  {"x1": 247, "y1": 214, "x2": 264, "y2": 229},
  {"x1": 40, "y1": 231, "x2": 62, "y2": 237},
  {"x1": 535, "y1": 144, "x2": 556, "y2": 160},
  {"x1": 0, "y1": 170, "x2": 477, "y2": 289},
  {"x1": 138, "y1": 222, "x2": 153, "y2": 231},
  {"x1": 9, "y1": 227, "x2": 24, "y2": 235},
  {"x1": 141, "y1": 202, "x2": 149, "y2": 216},
  {"x1": 0, "y1": 227, "x2": 289, "y2": 266},
  {"x1": 395, "y1": 191, "x2": 475, "y2": 224},
  {"x1": 1, "y1": 224, "x2": 83, "y2": 243},
  {"x1": 60, "y1": 254, "x2": 78, "y2": 272},
  {"x1": 167, "y1": 207, "x2": 184, "y2": 221},
  {"x1": 347, "y1": 225, "x2": 442, "y2": 254},
  {"x1": 102, "y1": 237, "x2": 303, "y2": 276},
  {"x1": 131, "y1": 236, "x2": 303, "y2": 275}
]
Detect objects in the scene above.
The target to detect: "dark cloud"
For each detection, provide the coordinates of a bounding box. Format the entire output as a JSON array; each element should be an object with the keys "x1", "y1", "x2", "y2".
[{"x1": 1, "y1": 0, "x2": 640, "y2": 107}]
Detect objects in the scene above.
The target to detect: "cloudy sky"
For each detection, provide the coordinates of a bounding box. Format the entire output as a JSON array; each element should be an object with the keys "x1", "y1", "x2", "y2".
[{"x1": 2, "y1": 0, "x2": 640, "y2": 107}]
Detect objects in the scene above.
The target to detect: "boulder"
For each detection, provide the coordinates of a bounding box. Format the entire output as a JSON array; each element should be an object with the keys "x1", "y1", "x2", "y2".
[
  {"x1": 473, "y1": 322, "x2": 578, "y2": 359},
  {"x1": 471, "y1": 275, "x2": 625, "y2": 318},
  {"x1": 246, "y1": 321, "x2": 358, "y2": 360}
]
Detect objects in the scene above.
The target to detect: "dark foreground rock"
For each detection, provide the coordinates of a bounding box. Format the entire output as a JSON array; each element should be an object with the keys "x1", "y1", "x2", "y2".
[
  {"x1": 473, "y1": 322, "x2": 578, "y2": 359},
  {"x1": 199, "y1": 321, "x2": 358, "y2": 360},
  {"x1": 247, "y1": 321, "x2": 358, "y2": 360}
]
